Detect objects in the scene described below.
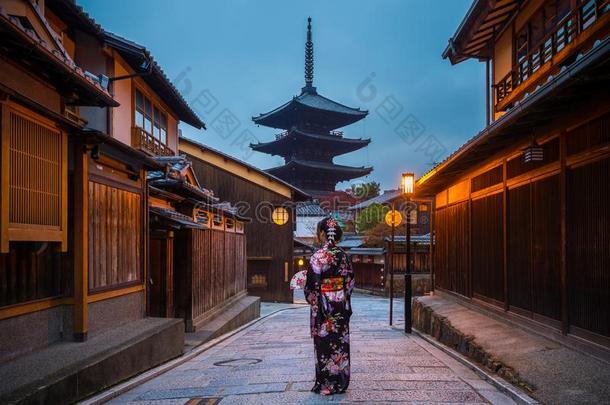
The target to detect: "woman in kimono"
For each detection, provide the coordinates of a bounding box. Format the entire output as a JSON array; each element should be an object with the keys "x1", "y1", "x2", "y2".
[{"x1": 304, "y1": 217, "x2": 355, "y2": 395}]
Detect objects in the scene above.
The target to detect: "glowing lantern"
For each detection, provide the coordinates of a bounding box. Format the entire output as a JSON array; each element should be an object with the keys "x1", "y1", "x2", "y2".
[
  {"x1": 272, "y1": 207, "x2": 289, "y2": 225},
  {"x1": 385, "y1": 210, "x2": 402, "y2": 227},
  {"x1": 402, "y1": 172, "x2": 415, "y2": 196}
]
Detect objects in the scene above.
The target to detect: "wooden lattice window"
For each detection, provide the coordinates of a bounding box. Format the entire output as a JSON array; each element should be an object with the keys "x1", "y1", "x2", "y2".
[{"x1": 1, "y1": 105, "x2": 67, "y2": 253}]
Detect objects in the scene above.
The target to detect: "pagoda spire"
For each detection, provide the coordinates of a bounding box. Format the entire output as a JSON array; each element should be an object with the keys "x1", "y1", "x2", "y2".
[{"x1": 304, "y1": 17, "x2": 315, "y2": 91}]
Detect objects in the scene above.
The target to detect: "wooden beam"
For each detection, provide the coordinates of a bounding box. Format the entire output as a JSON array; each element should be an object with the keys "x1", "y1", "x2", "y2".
[
  {"x1": 88, "y1": 284, "x2": 144, "y2": 304},
  {"x1": 0, "y1": 297, "x2": 73, "y2": 321},
  {"x1": 73, "y1": 144, "x2": 89, "y2": 341}
]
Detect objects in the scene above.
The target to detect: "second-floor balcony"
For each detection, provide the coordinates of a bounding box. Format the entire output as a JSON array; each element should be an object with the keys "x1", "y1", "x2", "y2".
[
  {"x1": 495, "y1": 0, "x2": 609, "y2": 110},
  {"x1": 131, "y1": 126, "x2": 174, "y2": 157}
]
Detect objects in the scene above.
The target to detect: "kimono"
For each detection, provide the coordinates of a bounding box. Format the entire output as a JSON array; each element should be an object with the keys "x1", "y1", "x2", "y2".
[{"x1": 304, "y1": 241, "x2": 355, "y2": 394}]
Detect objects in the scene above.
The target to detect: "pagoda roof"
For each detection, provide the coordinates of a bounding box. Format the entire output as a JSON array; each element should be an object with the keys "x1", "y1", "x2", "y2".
[
  {"x1": 250, "y1": 128, "x2": 370, "y2": 156},
  {"x1": 267, "y1": 159, "x2": 372, "y2": 182},
  {"x1": 252, "y1": 87, "x2": 368, "y2": 131}
]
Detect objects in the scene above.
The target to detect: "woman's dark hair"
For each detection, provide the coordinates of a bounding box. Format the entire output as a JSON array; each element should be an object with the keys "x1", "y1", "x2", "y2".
[{"x1": 316, "y1": 217, "x2": 343, "y2": 242}]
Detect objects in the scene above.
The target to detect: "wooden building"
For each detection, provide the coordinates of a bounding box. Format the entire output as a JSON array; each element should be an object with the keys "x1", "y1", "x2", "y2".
[
  {"x1": 0, "y1": 0, "x2": 251, "y2": 362},
  {"x1": 180, "y1": 137, "x2": 309, "y2": 303},
  {"x1": 250, "y1": 18, "x2": 372, "y2": 196},
  {"x1": 0, "y1": 0, "x2": 188, "y2": 368},
  {"x1": 419, "y1": 0, "x2": 610, "y2": 351},
  {"x1": 147, "y1": 156, "x2": 249, "y2": 331},
  {"x1": 348, "y1": 247, "x2": 385, "y2": 291}
]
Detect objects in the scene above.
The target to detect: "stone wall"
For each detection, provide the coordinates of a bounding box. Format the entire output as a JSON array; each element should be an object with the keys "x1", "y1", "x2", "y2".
[
  {"x1": 412, "y1": 298, "x2": 534, "y2": 392},
  {"x1": 383, "y1": 273, "x2": 431, "y2": 296}
]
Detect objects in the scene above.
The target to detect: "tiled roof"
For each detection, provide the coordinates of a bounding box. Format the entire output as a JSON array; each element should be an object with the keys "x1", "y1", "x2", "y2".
[
  {"x1": 348, "y1": 189, "x2": 402, "y2": 210},
  {"x1": 0, "y1": 5, "x2": 117, "y2": 107},
  {"x1": 149, "y1": 206, "x2": 205, "y2": 229},
  {"x1": 297, "y1": 91, "x2": 368, "y2": 116},
  {"x1": 180, "y1": 136, "x2": 310, "y2": 201},
  {"x1": 253, "y1": 87, "x2": 368, "y2": 130},
  {"x1": 384, "y1": 233, "x2": 431, "y2": 245},
  {"x1": 250, "y1": 127, "x2": 370, "y2": 158},
  {"x1": 347, "y1": 247, "x2": 384, "y2": 256},
  {"x1": 337, "y1": 236, "x2": 365, "y2": 249},
  {"x1": 148, "y1": 156, "x2": 218, "y2": 203},
  {"x1": 296, "y1": 202, "x2": 326, "y2": 217},
  {"x1": 103, "y1": 32, "x2": 205, "y2": 129},
  {"x1": 267, "y1": 159, "x2": 373, "y2": 177},
  {"x1": 418, "y1": 36, "x2": 610, "y2": 195}
]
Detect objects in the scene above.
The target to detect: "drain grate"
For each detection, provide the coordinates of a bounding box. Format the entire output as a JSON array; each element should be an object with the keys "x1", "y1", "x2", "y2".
[
  {"x1": 185, "y1": 398, "x2": 221, "y2": 405},
  {"x1": 213, "y1": 358, "x2": 262, "y2": 367}
]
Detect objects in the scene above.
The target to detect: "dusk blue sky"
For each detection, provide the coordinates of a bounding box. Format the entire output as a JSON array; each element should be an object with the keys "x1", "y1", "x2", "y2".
[{"x1": 80, "y1": 0, "x2": 485, "y2": 190}]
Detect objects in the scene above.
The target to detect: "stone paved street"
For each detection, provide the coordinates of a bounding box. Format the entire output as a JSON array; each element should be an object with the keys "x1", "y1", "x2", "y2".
[{"x1": 106, "y1": 295, "x2": 517, "y2": 404}]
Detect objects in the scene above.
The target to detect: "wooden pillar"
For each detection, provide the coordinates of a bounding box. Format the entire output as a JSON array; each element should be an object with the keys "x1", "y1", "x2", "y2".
[
  {"x1": 468, "y1": 192, "x2": 473, "y2": 298},
  {"x1": 73, "y1": 144, "x2": 88, "y2": 341},
  {"x1": 164, "y1": 234, "x2": 174, "y2": 318},
  {"x1": 559, "y1": 131, "x2": 569, "y2": 335},
  {"x1": 502, "y1": 159, "x2": 509, "y2": 311},
  {"x1": 0, "y1": 102, "x2": 9, "y2": 253},
  {"x1": 486, "y1": 59, "x2": 491, "y2": 127},
  {"x1": 142, "y1": 168, "x2": 149, "y2": 316},
  {"x1": 430, "y1": 199, "x2": 435, "y2": 293}
]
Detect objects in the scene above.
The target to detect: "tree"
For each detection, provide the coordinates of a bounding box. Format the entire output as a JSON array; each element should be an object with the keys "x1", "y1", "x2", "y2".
[
  {"x1": 362, "y1": 222, "x2": 392, "y2": 247},
  {"x1": 355, "y1": 203, "x2": 388, "y2": 233},
  {"x1": 349, "y1": 181, "x2": 380, "y2": 200}
]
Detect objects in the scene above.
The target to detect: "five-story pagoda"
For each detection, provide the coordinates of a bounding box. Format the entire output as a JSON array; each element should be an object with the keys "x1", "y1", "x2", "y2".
[{"x1": 251, "y1": 18, "x2": 372, "y2": 196}]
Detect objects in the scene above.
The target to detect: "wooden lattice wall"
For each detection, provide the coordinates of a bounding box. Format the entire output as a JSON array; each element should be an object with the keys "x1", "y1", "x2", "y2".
[
  {"x1": 88, "y1": 181, "x2": 142, "y2": 292},
  {"x1": 431, "y1": 111, "x2": 610, "y2": 344},
  {"x1": 1, "y1": 104, "x2": 67, "y2": 253}
]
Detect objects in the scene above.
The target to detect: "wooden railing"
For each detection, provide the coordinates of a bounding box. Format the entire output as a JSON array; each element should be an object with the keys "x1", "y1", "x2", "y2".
[
  {"x1": 495, "y1": 0, "x2": 610, "y2": 105},
  {"x1": 131, "y1": 126, "x2": 174, "y2": 156}
]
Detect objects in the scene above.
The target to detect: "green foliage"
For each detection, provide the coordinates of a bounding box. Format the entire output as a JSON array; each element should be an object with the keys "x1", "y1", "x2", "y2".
[
  {"x1": 355, "y1": 203, "x2": 389, "y2": 233},
  {"x1": 350, "y1": 181, "x2": 380, "y2": 200}
]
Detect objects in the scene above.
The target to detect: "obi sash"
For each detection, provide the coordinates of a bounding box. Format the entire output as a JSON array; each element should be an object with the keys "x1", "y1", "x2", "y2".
[{"x1": 321, "y1": 277, "x2": 344, "y2": 293}]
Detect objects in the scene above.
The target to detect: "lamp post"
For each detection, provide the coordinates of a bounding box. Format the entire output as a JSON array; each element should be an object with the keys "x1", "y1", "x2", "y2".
[
  {"x1": 402, "y1": 172, "x2": 415, "y2": 334},
  {"x1": 385, "y1": 204, "x2": 402, "y2": 325}
]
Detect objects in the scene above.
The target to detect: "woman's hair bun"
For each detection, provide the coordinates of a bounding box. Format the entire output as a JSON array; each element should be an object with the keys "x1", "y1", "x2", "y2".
[{"x1": 316, "y1": 216, "x2": 343, "y2": 242}]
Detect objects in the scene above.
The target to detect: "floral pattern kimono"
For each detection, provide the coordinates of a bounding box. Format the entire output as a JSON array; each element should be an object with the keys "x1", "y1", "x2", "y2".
[{"x1": 304, "y1": 240, "x2": 355, "y2": 394}]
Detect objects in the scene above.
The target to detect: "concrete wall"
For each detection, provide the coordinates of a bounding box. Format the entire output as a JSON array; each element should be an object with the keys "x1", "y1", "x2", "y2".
[
  {"x1": 111, "y1": 56, "x2": 133, "y2": 146},
  {"x1": 88, "y1": 291, "x2": 145, "y2": 336},
  {"x1": 0, "y1": 291, "x2": 144, "y2": 362},
  {"x1": 0, "y1": 304, "x2": 73, "y2": 363}
]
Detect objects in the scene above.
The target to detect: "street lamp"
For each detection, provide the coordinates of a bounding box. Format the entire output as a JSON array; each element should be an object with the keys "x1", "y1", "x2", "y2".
[
  {"x1": 401, "y1": 172, "x2": 415, "y2": 334},
  {"x1": 385, "y1": 202, "x2": 402, "y2": 325}
]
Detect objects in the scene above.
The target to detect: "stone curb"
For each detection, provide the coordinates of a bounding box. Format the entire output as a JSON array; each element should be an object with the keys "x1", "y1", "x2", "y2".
[
  {"x1": 78, "y1": 306, "x2": 305, "y2": 405},
  {"x1": 408, "y1": 327, "x2": 540, "y2": 405},
  {"x1": 412, "y1": 299, "x2": 537, "y2": 392}
]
